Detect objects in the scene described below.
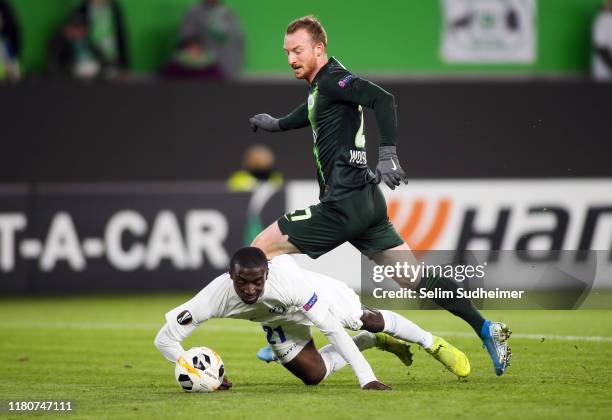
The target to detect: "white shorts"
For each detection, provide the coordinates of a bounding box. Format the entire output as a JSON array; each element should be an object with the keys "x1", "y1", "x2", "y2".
[
  {"x1": 262, "y1": 280, "x2": 364, "y2": 364},
  {"x1": 261, "y1": 322, "x2": 312, "y2": 364},
  {"x1": 325, "y1": 280, "x2": 364, "y2": 331}
]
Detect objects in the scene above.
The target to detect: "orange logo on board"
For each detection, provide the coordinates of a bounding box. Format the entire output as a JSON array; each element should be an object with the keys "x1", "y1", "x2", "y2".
[{"x1": 387, "y1": 198, "x2": 451, "y2": 251}]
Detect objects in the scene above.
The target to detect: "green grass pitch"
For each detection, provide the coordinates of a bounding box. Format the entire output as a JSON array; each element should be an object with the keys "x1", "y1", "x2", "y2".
[{"x1": 1, "y1": 295, "x2": 611, "y2": 419}]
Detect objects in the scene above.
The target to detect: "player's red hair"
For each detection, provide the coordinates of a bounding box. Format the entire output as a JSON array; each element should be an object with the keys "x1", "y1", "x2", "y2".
[{"x1": 286, "y1": 15, "x2": 327, "y2": 47}]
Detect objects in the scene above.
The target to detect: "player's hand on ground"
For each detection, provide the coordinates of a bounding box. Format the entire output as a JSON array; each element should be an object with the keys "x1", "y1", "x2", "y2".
[
  {"x1": 218, "y1": 376, "x2": 232, "y2": 391},
  {"x1": 375, "y1": 145, "x2": 409, "y2": 190},
  {"x1": 362, "y1": 380, "x2": 392, "y2": 391},
  {"x1": 249, "y1": 114, "x2": 282, "y2": 132}
]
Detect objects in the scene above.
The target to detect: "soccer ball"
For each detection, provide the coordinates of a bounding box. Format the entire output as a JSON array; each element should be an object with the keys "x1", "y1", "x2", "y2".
[{"x1": 175, "y1": 347, "x2": 225, "y2": 392}]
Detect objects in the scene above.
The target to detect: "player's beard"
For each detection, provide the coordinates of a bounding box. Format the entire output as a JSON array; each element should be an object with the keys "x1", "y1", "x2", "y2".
[{"x1": 292, "y1": 56, "x2": 317, "y2": 80}]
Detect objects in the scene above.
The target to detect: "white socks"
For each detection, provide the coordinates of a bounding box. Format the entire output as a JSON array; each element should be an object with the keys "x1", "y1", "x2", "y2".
[
  {"x1": 319, "y1": 344, "x2": 346, "y2": 380},
  {"x1": 319, "y1": 331, "x2": 376, "y2": 380},
  {"x1": 319, "y1": 311, "x2": 435, "y2": 383},
  {"x1": 380, "y1": 310, "x2": 434, "y2": 350},
  {"x1": 352, "y1": 331, "x2": 376, "y2": 351}
]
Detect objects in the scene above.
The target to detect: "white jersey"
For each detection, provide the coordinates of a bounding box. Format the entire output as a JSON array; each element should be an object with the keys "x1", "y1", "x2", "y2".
[
  {"x1": 165, "y1": 255, "x2": 362, "y2": 331},
  {"x1": 593, "y1": 11, "x2": 612, "y2": 80},
  {"x1": 155, "y1": 255, "x2": 375, "y2": 387}
]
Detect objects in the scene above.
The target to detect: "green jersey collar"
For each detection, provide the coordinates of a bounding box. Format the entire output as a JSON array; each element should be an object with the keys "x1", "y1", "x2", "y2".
[{"x1": 310, "y1": 56, "x2": 339, "y2": 86}]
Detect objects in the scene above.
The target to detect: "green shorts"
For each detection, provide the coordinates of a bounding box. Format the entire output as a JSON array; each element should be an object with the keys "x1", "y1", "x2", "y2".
[{"x1": 277, "y1": 183, "x2": 404, "y2": 259}]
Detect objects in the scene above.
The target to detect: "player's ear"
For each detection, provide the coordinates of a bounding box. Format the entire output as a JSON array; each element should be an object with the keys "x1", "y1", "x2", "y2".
[{"x1": 313, "y1": 42, "x2": 323, "y2": 57}]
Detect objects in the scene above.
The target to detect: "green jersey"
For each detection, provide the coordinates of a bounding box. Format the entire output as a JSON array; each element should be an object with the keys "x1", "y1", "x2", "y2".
[{"x1": 279, "y1": 57, "x2": 397, "y2": 202}]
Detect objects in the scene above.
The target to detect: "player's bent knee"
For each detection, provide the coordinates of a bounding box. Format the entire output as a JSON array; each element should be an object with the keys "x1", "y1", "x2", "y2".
[
  {"x1": 250, "y1": 222, "x2": 297, "y2": 259},
  {"x1": 250, "y1": 228, "x2": 269, "y2": 248},
  {"x1": 284, "y1": 341, "x2": 327, "y2": 386},
  {"x1": 250, "y1": 228, "x2": 277, "y2": 257},
  {"x1": 360, "y1": 310, "x2": 385, "y2": 333},
  {"x1": 300, "y1": 366, "x2": 326, "y2": 386}
]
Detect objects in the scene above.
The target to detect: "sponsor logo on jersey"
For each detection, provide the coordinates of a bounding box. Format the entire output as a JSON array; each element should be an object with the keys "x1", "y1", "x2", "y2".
[
  {"x1": 303, "y1": 293, "x2": 318, "y2": 311},
  {"x1": 269, "y1": 305, "x2": 287, "y2": 315},
  {"x1": 177, "y1": 310, "x2": 193, "y2": 325},
  {"x1": 338, "y1": 74, "x2": 355, "y2": 88}
]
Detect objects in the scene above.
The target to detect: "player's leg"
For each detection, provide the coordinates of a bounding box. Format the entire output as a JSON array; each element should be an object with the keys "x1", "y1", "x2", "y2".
[
  {"x1": 355, "y1": 210, "x2": 488, "y2": 332},
  {"x1": 250, "y1": 221, "x2": 299, "y2": 259},
  {"x1": 301, "y1": 272, "x2": 414, "y2": 368},
  {"x1": 262, "y1": 322, "x2": 357, "y2": 385},
  {"x1": 284, "y1": 338, "x2": 390, "y2": 389},
  {"x1": 356, "y1": 328, "x2": 414, "y2": 367},
  {"x1": 360, "y1": 309, "x2": 470, "y2": 378},
  {"x1": 372, "y1": 244, "x2": 512, "y2": 376},
  {"x1": 358, "y1": 184, "x2": 485, "y2": 331},
  {"x1": 257, "y1": 269, "x2": 378, "y2": 369},
  {"x1": 255, "y1": 204, "x2": 352, "y2": 362},
  {"x1": 283, "y1": 340, "x2": 328, "y2": 385},
  {"x1": 371, "y1": 243, "x2": 487, "y2": 336},
  {"x1": 352, "y1": 185, "x2": 511, "y2": 375},
  {"x1": 257, "y1": 329, "x2": 382, "y2": 365},
  {"x1": 360, "y1": 309, "x2": 432, "y2": 348},
  {"x1": 254, "y1": 203, "x2": 348, "y2": 260}
]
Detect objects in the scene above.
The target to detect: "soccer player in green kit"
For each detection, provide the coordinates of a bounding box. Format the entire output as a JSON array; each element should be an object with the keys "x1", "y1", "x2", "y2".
[{"x1": 249, "y1": 16, "x2": 511, "y2": 376}]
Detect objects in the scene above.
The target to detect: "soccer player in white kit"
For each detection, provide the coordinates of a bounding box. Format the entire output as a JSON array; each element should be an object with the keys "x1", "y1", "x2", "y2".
[{"x1": 155, "y1": 248, "x2": 470, "y2": 390}]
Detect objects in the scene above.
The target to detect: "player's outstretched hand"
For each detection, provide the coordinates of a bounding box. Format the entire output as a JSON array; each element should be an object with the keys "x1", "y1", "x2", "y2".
[
  {"x1": 218, "y1": 376, "x2": 232, "y2": 391},
  {"x1": 249, "y1": 114, "x2": 282, "y2": 132},
  {"x1": 362, "y1": 380, "x2": 392, "y2": 391},
  {"x1": 374, "y1": 145, "x2": 409, "y2": 190}
]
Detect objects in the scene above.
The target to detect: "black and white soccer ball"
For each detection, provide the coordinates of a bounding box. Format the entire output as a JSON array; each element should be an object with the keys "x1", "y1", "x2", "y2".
[{"x1": 175, "y1": 347, "x2": 225, "y2": 392}]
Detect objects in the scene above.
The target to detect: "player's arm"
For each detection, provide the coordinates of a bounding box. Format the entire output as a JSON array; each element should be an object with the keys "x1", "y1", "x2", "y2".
[
  {"x1": 279, "y1": 102, "x2": 309, "y2": 130},
  {"x1": 154, "y1": 321, "x2": 233, "y2": 390},
  {"x1": 291, "y1": 285, "x2": 378, "y2": 388},
  {"x1": 330, "y1": 77, "x2": 397, "y2": 146},
  {"x1": 249, "y1": 102, "x2": 310, "y2": 132},
  {"x1": 153, "y1": 276, "x2": 233, "y2": 390},
  {"x1": 154, "y1": 322, "x2": 193, "y2": 363},
  {"x1": 279, "y1": 261, "x2": 381, "y2": 388},
  {"x1": 304, "y1": 298, "x2": 379, "y2": 388},
  {"x1": 323, "y1": 75, "x2": 408, "y2": 189},
  {"x1": 153, "y1": 282, "x2": 220, "y2": 362}
]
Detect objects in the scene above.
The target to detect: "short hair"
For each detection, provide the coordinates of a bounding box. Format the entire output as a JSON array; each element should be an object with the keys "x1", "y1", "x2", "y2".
[
  {"x1": 229, "y1": 247, "x2": 267, "y2": 273},
  {"x1": 286, "y1": 15, "x2": 327, "y2": 47}
]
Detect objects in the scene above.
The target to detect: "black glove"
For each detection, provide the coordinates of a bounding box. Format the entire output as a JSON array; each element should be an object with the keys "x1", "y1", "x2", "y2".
[
  {"x1": 249, "y1": 114, "x2": 281, "y2": 132},
  {"x1": 375, "y1": 145, "x2": 408, "y2": 190}
]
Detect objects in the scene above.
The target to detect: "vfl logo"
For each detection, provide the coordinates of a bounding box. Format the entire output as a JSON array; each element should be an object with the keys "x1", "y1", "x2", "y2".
[
  {"x1": 387, "y1": 198, "x2": 451, "y2": 251},
  {"x1": 308, "y1": 94, "x2": 315, "y2": 110},
  {"x1": 177, "y1": 310, "x2": 193, "y2": 325}
]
